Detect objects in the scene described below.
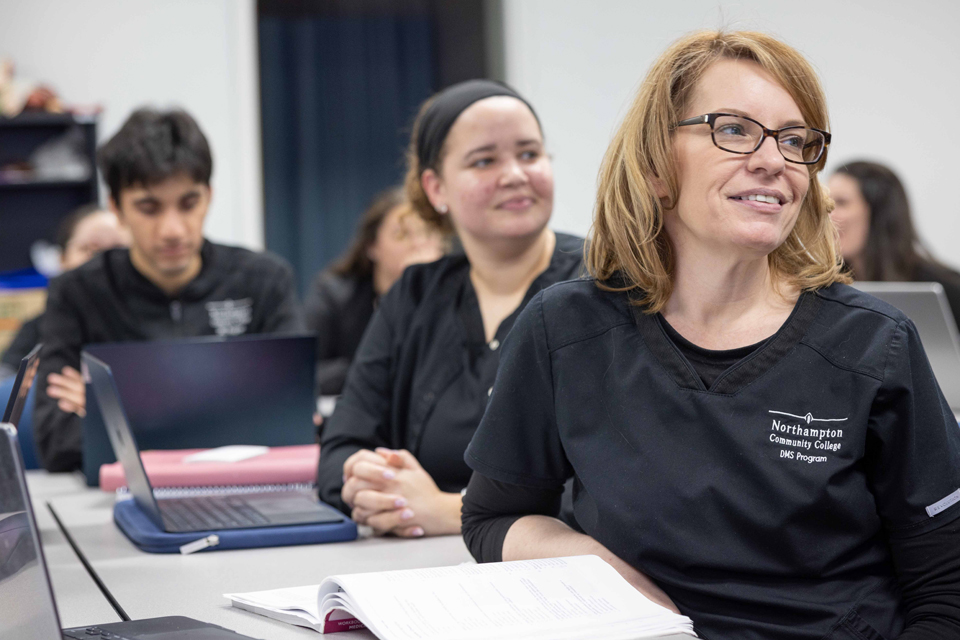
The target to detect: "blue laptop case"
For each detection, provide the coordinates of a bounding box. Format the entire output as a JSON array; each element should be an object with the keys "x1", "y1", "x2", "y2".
[{"x1": 113, "y1": 498, "x2": 358, "y2": 554}]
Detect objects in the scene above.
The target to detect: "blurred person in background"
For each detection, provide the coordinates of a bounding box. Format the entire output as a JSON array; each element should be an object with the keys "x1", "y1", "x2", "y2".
[
  {"x1": 829, "y1": 160, "x2": 960, "y2": 320},
  {"x1": 304, "y1": 187, "x2": 443, "y2": 397},
  {"x1": 0, "y1": 204, "x2": 130, "y2": 378}
]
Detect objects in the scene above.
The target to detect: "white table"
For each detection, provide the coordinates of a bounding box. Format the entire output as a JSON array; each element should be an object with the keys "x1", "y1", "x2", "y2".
[
  {"x1": 26, "y1": 471, "x2": 475, "y2": 639},
  {"x1": 25, "y1": 471, "x2": 124, "y2": 628}
]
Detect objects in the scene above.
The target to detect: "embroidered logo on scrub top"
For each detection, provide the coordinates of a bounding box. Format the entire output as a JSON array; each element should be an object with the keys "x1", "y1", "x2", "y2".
[
  {"x1": 767, "y1": 409, "x2": 848, "y2": 464},
  {"x1": 205, "y1": 298, "x2": 253, "y2": 336}
]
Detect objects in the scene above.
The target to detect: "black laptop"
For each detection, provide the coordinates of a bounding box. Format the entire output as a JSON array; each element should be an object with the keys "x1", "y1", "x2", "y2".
[
  {"x1": 3, "y1": 342, "x2": 40, "y2": 426},
  {"x1": 80, "y1": 334, "x2": 317, "y2": 486},
  {"x1": 83, "y1": 352, "x2": 342, "y2": 533},
  {"x1": 0, "y1": 423, "x2": 258, "y2": 639}
]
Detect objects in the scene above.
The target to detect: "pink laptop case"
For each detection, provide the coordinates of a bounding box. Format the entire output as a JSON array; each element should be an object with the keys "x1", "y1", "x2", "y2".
[{"x1": 99, "y1": 444, "x2": 320, "y2": 491}]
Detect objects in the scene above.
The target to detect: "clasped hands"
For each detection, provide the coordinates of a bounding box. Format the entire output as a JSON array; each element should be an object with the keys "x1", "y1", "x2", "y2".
[{"x1": 341, "y1": 448, "x2": 462, "y2": 538}]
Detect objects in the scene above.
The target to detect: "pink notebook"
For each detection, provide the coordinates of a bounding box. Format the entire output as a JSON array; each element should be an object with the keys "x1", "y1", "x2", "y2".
[{"x1": 99, "y1": 444, "x2": 320, "y2": 492}]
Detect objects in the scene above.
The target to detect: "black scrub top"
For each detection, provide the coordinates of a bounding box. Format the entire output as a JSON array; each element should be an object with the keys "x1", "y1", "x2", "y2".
[
  {"x1": 464, "y1": 278, "x2": 960, "y2": 640},
  {"x1": 317, "y1": 233, "x2": 584, "y2": 514}
]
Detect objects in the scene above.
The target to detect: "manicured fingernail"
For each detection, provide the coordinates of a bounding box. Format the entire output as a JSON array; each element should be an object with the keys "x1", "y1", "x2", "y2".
[
  {"x1": 383, "y1": 470, "x2": 396, "y2": 479},
  {"x1": 342, "y1": 474, "x2": 347, "y2": 483},
  {"x1": 394, "y1": 498, "x2": 407, "y2": 508},
  {"x1": 410, "y1": 527, "x2": 424, "y2": 537},
  {"x1": 400, "y1": 508, "x2": 414, "y2": 520}
]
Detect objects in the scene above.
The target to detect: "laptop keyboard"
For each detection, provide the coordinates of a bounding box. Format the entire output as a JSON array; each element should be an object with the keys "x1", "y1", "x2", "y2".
[{"x1": 159, "y1": 496, "x2": 270, "y2": 530}]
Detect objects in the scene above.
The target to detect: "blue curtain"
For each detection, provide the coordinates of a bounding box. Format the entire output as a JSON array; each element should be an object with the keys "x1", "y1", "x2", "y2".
[{"x1": 259, "y1": 15, "x2": 436, "y2": 295}]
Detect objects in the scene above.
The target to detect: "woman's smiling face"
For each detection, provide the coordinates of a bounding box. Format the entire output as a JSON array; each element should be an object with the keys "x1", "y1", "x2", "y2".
[
  {"x1": 665, "y1": 58, "x2": 812, "y2": 260},
  {"x1": 423, "y1": 96, "x2": 553, "y2": 245}
]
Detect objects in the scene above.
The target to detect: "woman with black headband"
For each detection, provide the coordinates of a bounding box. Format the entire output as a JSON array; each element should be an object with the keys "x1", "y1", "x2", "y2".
[{"x1": 316, "y1": 80, "x2": 583, "y2": 537}]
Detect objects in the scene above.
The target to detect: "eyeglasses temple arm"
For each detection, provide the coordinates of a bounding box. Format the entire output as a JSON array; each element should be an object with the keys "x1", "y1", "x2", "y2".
[{"x1": 675, "y1": 115, "x2": 710, "y2": 127}]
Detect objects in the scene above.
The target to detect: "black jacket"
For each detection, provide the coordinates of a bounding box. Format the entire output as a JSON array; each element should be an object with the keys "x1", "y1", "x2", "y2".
[
  {"x1": 35, "y1": 240, "x2": 304, "y2": 472},
  {"x1": 317, "y1": 232, "x2": 584, "y2": 513},
  {"x1": 303, "y1": 272, "x2": 376, "y2": 396}
]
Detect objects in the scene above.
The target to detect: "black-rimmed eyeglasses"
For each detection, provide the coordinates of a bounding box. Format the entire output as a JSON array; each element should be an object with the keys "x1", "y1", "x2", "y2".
[{"x1": 674, "y1": 113, "x2": 831, "y2": 165}]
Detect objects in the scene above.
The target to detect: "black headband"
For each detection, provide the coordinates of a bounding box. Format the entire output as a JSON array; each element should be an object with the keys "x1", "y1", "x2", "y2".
[{"x1": 416, "y1": 79, "x2": 540, "y2": 171}]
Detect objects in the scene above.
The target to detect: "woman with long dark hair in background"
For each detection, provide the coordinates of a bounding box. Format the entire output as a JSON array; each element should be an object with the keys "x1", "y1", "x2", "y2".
[
  {"x1": 304, "y1": 188, "x2": 443, "y2": 396},
  {"x1": 829, "y1": 160, "x2": 960, "y2": 320}
]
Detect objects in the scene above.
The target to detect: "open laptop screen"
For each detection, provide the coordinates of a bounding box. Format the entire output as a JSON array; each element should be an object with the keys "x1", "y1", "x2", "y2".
[
  {"x1": 81, "y1": 335, "x2": 316, "y2": 485},
  {"x1": 3, "y1": 343, "x2": 41, "y2": 426},
  {"x1": 81, "y1": 354, "x2": 165, "y2": 528},
  {"x1": 0, "y1": 425, "x2": 63, "y2": 640},
  {"x1": 853, "y1": 282, "x2": 960, "y2": 411}
]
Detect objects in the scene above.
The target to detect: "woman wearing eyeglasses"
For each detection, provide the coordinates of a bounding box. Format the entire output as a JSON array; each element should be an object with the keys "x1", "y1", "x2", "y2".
[{"x1": 461, "y1": 31, "x2": 960, "y2": 639}]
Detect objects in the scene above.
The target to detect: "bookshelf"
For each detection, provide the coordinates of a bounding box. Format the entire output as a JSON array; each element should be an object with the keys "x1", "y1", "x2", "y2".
[{"x1": 0, "y1": 112, "x2": 99, "y2": 272}]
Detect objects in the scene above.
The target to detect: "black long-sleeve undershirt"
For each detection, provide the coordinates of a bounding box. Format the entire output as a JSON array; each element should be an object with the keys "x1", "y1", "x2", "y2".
[
  {"x1": 891, "y1": 515, "x2": 960, "y2": 638},
  {"x1": 461, "y1": 472, "x2": 563, "y2": 563},
  {"x1": 461, "y1": 472, "x2": 960, "y2": 639}
]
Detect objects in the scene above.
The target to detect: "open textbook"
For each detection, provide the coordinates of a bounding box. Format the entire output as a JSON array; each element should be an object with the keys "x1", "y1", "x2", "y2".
[{"x1": 224, "y1": 555, "x2": 696, "y2": 640}]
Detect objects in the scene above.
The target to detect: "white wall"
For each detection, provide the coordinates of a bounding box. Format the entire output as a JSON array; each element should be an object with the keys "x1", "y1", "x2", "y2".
[
  {"x1": 503, "y1": 0, "x2": 960, "y2": 269},
  {"x1": 0, "y1": 0, "x2": 264, "y2": 249}
]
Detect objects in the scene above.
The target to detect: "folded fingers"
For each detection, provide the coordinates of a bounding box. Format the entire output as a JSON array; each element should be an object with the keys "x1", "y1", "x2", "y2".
[
  {"x1": 365, "y1": 506, "x2": 418, "y2": 536},
  {"x1": 341, "y1": 476, "x2": 388, "y2": 508},
  {"x1": 353, "y1": 489, "x2": 407, "y2": 512},
  {"x1": 343, "y1": 449, "x2": 389, "y2": 480}
]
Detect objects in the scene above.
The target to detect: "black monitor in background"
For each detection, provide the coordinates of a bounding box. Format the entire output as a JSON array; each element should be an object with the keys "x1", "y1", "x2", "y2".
[{"x1": 80, "y1": 335, "x2": 316, "y2": 487}]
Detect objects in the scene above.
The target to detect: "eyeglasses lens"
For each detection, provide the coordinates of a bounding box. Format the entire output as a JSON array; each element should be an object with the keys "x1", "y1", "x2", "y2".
[{"x1": 712, "y1": 115, "x2": 824, "y2": 164}]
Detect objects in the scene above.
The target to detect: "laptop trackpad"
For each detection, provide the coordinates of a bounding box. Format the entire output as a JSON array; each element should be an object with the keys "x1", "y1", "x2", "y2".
[
  {"x1": 246, "y1": 496, "x2": 343, "y2": 525},
  {"x1": 68, "y1": 616, "x2": 255, "y2": 639}
]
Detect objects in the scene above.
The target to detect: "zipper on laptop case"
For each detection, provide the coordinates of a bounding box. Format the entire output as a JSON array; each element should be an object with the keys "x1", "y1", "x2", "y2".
[{"x1": 180, "y1": 534, "x2": 220, "y2": 555}]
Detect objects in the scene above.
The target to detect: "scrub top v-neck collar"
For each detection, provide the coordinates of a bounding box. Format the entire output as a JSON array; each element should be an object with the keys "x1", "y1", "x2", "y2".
[
  {"x1": 630, "y1": 290, "x2": 823, "y2": 395},
  {"x1": 457, "y1": 245, "x2": 579, "y2": 348}
]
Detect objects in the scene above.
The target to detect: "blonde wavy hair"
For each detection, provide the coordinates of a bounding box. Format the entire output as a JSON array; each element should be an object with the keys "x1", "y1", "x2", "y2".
[{"x1": 587, "y1": 30, "x2": 850, "y2": 312}]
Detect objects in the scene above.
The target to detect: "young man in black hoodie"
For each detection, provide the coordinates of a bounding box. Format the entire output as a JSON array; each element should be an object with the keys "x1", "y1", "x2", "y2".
[{"x1": 35, "y1": 108, "x2": 304, "y2": 472}]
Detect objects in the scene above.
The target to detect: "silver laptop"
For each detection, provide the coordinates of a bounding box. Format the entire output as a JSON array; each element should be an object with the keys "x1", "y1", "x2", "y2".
[
  {"x1": 82, "y1": 352, "x2": 345, "y2": 533},
  {"x1": 853, "y1": 281, "x2": 960, "y2": 411},
  {"x1": 0, "y1": 424, "x2": 258, "y2": 639}
]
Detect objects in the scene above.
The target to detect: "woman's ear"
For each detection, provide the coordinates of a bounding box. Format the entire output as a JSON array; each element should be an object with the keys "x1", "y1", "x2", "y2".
[
  {"x1": 421, "y1": 169, "x2": 447, "y2": 214},
  {"x1": 650, "y1": 175, "x2": 669, "y2": 200}
]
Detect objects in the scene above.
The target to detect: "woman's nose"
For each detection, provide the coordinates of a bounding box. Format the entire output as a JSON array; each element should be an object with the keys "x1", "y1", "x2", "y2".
[
  {"x1": 746, "y1": 136, "x2": 786, "y2": 175},
  {"x1": 499, "y1": 158, "x2": 529, "y2": 186}
]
